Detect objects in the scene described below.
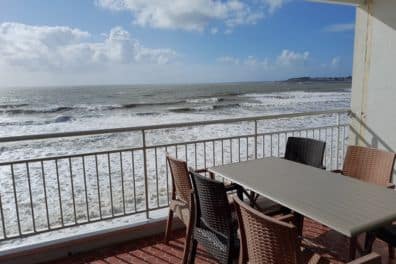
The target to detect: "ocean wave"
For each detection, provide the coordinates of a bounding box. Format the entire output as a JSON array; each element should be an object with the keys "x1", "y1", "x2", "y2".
[
  {"x1": 0, "y1": 103, "x2": 29, "y2": 109},
  {"x1": 0, "y1": 106, "x2": 74, "y2": 115},
  {"x1": 121, "y1": 101, "x2": 184, "y2": 108},
  {"x1": 168, "y1": 103, "x2": 239, "y2": 113},
  {"x1": 74, "y1": 104, "x2": 123, "y2": 111},
  {"x1": 54, "y1": 115, "x2": 74, "y2": 123},
  {"x1": 186, "y1": 97, "x2": 223, "y2": 104},
  {"x1": 135, "y1": 112, "x2": 161, "y2": 116},
  {"x1": 0, "y1": 98, "x2": 235, "y2": 116}
]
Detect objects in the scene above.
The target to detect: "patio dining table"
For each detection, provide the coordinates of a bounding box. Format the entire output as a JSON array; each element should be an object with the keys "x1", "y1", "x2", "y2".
[{"x1": 208, "y1": 157, "x2": 396, "y2": 261}]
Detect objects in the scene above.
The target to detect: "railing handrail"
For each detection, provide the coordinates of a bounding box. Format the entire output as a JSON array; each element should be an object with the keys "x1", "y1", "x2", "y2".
[{"x1": 0, "y1": 109, "x2": 350, "y2": 143}]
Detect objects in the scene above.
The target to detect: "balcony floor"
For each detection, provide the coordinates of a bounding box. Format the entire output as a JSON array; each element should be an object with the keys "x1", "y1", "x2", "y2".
[{"x1": 48, "y1": 218, "x2": 395, "y2": 264}]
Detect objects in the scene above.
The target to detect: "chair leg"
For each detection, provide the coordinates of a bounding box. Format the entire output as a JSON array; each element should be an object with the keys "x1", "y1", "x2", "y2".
[
  {"x1": 164, "y1": 209, "x2": 174, "y2": 243},
  {"x1": 182, "y1": 221, "x2": 194, "y2": 264},
  {"x1": 364, "y1": 232, "x2": 375, "y2": 254},
  {"x1": 389, "y1": 244, "x2": 395, "y2": 259},
  {"x1": 188, "y1": 239, "x2": 198, "y2": 264}
]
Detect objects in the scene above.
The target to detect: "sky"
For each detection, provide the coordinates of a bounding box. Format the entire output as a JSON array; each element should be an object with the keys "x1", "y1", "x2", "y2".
[{"x1": 0, "y1": 0, "x2": 356, "y2": 87}]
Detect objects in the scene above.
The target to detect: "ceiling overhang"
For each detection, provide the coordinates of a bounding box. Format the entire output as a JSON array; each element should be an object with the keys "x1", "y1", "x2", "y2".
[{"x1": 308, "y1": 0, "x2": 363, "y2": 6}]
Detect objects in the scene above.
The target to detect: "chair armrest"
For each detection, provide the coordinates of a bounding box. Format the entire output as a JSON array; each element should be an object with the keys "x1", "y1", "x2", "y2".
[
  {"x1": 276, "y1": 214, "x2": 294, "y2": 223},
  {"x1": 194, "y1": 168, "x2": 208, "y2": 173},
  {"x1": 190, "y1": 168, "x2": 215, "y2": 179},
  {"x1": 387, "y1": 183, "x2": 395, "y2": 189},
  {"x1": 224, "y1": 182, "x2": 240, "y2": 191},
  {"x1": 347, "y1": 253, "x2": 381, "y2": 264}
]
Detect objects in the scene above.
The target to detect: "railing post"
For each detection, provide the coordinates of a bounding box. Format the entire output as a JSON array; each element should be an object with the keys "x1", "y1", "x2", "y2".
[
  {"x1": 142, "y1": 129, "x2": 150, "y2": 219},
  {"x1": 336, "y1": 113, "x2": 340, "y2": 169},
  {"x1": 254, "y1": 120, "x2": 258, "y2": 159}
]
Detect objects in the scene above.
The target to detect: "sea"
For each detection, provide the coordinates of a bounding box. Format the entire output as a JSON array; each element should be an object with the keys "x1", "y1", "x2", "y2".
[{"x1": 0, "y1": 81, "x2": 351, "y2": 136}]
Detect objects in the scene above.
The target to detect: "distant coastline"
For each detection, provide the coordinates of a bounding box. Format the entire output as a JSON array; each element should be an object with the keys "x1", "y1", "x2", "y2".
[{"x1": 283, "y1": 76, "x2": 352, "y2": 83}]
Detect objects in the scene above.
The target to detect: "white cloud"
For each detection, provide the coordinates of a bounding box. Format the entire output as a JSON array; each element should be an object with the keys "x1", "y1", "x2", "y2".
[
  {"x1": 262, "y1": 0, "x2": 288, "y2": 14},
  {"x1": 276, "y1": 49, "x2": 309, "y2": 66},
  {"x1": 217, "y1": 56, "x2": 240, "y2": 65},
  {"x1": 95, "y1": 0, "x2": 269, "y2": 32},
  {"x1": 244, "y1": 56, "x2": 257, "y2": 66},
  {"x1": 210, "y1": 27, "x2": 219, "y2": 35},
  {"x1": 217, "y1": 55, "x2": 270, "y2": 68},
  {"x1": 324, "y1": 23, "x2": 355, "y2": 32},
  {"x1": 331, "y1": 56, "x2": 341, "y2": 67},
  {"x1": 0, "y1": 23, "x2": 178, "y2": 72}
]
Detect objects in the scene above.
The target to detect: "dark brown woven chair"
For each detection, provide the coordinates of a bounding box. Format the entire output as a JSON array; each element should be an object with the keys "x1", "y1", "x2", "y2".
[
  {"x1": 164, "y1": 155, "x2": 194, "y2": 264},
  {"x1": 233, "y1": 196, "x2": 382, "y2": 264},
  {"x1": 365, "y1": 224, "x2": 395, "y2": 260},
  {"x1": 285, "y1": 137, "x2": 326, "y2": 169},
  {"x1": 335, "y1": 145, "x2": 395, "y2": 188},
  {"x1": 188, "y1": 172, "x2": 239, "y2": 264}
]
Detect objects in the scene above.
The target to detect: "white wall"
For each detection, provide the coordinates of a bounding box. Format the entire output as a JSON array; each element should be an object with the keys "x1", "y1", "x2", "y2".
[{"x1": 350, "y1": 0, "x2": 396, "y2": 180}]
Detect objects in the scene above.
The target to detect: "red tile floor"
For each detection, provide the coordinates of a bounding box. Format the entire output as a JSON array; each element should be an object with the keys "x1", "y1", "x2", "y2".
[{"x1": 49, "y1": 218, "x2": 395, "y2": 264}]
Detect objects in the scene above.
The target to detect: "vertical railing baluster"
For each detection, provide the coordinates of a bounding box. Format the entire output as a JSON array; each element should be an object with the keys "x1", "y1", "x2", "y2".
[
  {"x1": 324, "y1": 128, "x2": 328, "y2": 169},
  {"x1": 26, "y1": 162, "x2": 36, "y2": 232},
  {"x1": 270, "y1": 134, "x2": 273, "y2": 157},
  {"x1": 184, "y1": 144, "x2": 188, "y2": 163},
  {"x1": 336, "y1": 114, "x2": 340, "y2": 168},
  {"x1": 204, "y1": 142, "x2": 206, "y2": 169},
  {"x1": 263, "y1": 135, "x2": 265, "y2": 157},
  {"x1": 95, "y1": 155, "x2": 102, "y2": 219},
  {"x1": 246, "y1": 137, "x2": 249, "y2": 161},
  {"x1": 212, "y1": 141, "x2": 215, "y2": 166},
  {"x1": 221, "y1": 140, "x2": 224, "y2": 165},
  {"x1": 0, "y1": 193, "x2": 6, "y2": 239},
  {"x1": 330, "y1": 127, "x2": 334, "y2": 170},
  {"x1": 55, "y1": 159, "x2": 64, "y2": 226},
  {"x1": 254, "y1": 120, "x2": 258, "y2": 159},
  {"x1": 342, "y1": 125, "x2": 346, "y2": 159},
  {"x1": 194, "y1": 143, "x2": 197, "y2": 169},
  {"x1": 131, "y1": 151, "x2": 137, "y2": 212},
  {"x1": 230, "y1": 139, "x2": 233, "y2": 163},
  {"x1": 41, "y1": 161, "x2": 50, "y2": 229},
  {"x1": 238, "y1": 138, "x2": 241, "y2": 162},
  {"x1": 107, "y1": 153, "x2": 114, "y2": 217},
  {"x1": 142, "y1": 130, "x2": 149, "y2": 219},
  {"x1": 82, "y1": 156, "x2": 89, "y2": 221},
  {"x1": 119, "y1": 152, "x2": 125, "y2": 214},
  {"x1": 10, "y1": 164, "x2": 21, "y2": 235},
  {"x1": 165, "y1": 147, "x2": 170, "y2": 205},
  {"x1": 68, "y1": 158, "x2": 77, "y2": 223},
  {"x1": 155, "y1": 148, "x2": 159, "y2": 207}
]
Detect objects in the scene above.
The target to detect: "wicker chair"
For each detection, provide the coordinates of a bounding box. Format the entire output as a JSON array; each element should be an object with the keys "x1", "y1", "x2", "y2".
[
  {"x1": 188, "y1": 172, "x2": 239, "y2": 264},
  {"x1": 164, "y1": 155, "x2": 195, "y2": 264},
  {"x1": 233, "y1": 196, "x2": 382, "y2": 264},
  {"x1": 285, "y1": 137, "x2": 326, "y2": 169},
  {"x1": 365, "y1": 224, "x2": 396, "y2": 260},
  {"x1": 336, "y1": 145, "x2": 395, "y2": 188}
]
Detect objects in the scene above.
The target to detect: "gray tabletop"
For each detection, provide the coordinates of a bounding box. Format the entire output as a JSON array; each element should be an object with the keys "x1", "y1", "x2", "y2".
[{"x1": 208, "y1": 157, "x2": 396, "y2": 237}]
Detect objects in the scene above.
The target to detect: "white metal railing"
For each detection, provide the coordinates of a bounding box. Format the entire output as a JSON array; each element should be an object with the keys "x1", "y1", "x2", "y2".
[{"x1": 0, "y1": 109, "x2": 350, "y2": 242}]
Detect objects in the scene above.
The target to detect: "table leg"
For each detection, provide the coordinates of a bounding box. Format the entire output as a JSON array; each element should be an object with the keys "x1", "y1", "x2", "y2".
[
  {"x1": 294, "y1": 213, "x2": 304, "y2": 236},
  {"x1": 349, "y1": 236, "x2": 357, "y2": 261}
]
